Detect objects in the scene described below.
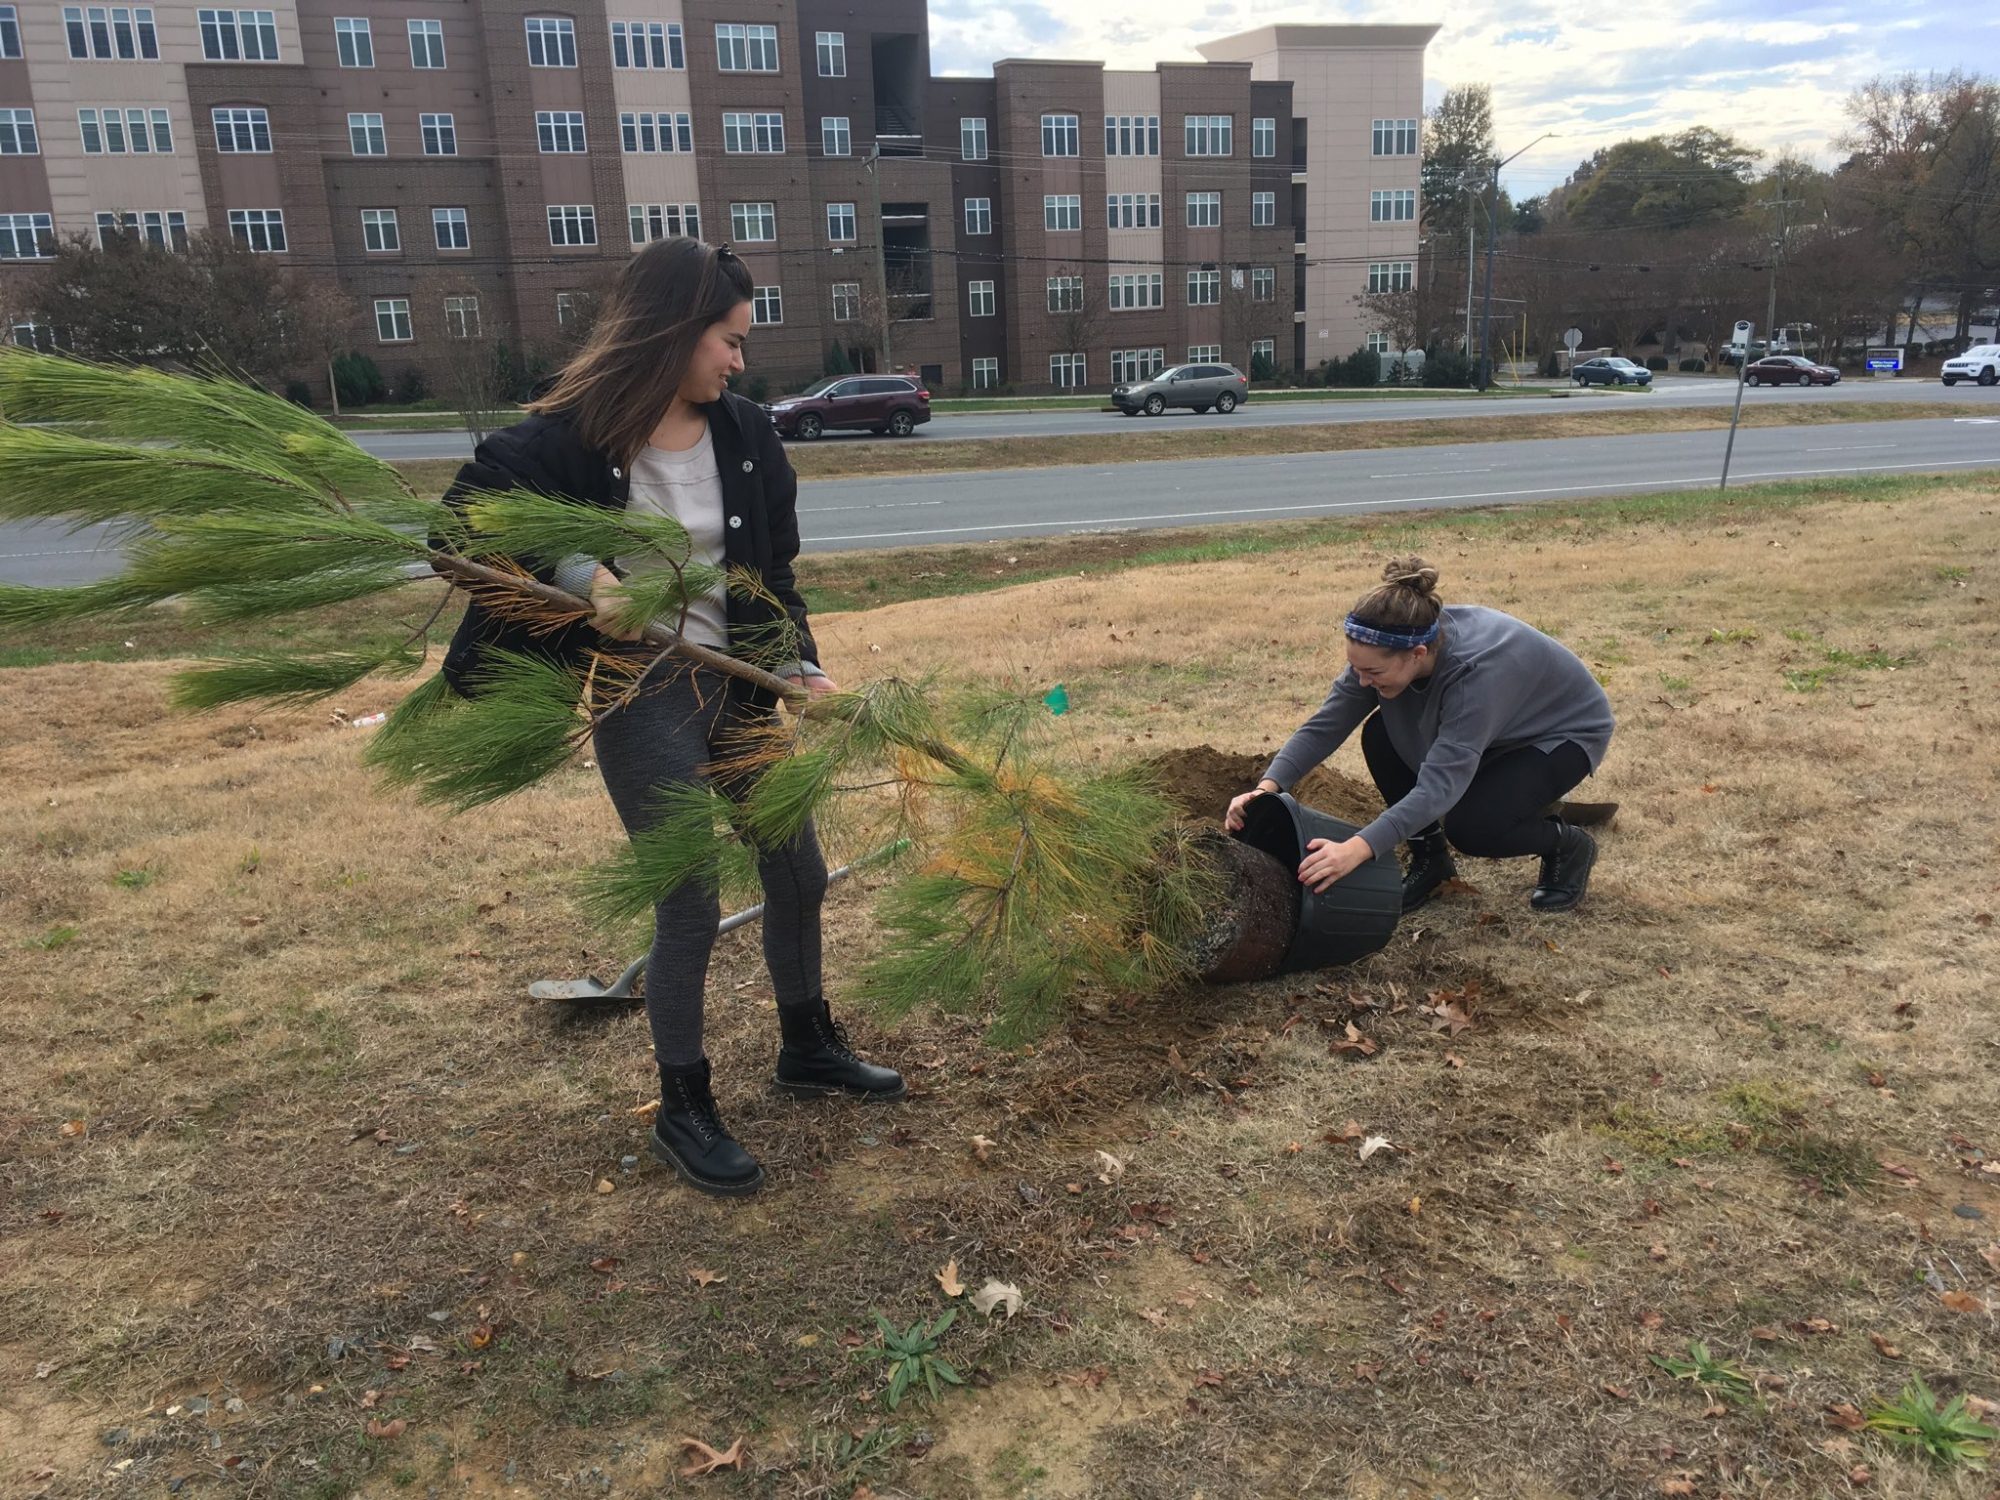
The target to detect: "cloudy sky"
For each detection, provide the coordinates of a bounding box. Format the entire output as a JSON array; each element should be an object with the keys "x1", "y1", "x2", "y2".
[{"x1": 927, "y1": 1, "x2": 1996, "y2": 195}]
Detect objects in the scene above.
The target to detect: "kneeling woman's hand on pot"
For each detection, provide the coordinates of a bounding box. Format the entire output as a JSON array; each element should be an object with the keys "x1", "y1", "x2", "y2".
[
  {"x1": 1298, "y1": 834, "x2": 1374, "y2": 893},
  {"x1": 1224, "y1": 781, "x2": 1279, "y2": 832}
]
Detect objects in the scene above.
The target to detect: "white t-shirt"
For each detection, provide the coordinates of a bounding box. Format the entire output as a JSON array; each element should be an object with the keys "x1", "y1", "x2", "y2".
[{"x1": 615, "y1": 427, "x2": 729, "y2": 650}]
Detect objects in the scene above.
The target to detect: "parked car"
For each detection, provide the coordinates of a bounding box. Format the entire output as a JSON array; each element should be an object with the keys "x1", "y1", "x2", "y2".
[
  {"x1": 1111, "y1": 363, "x2": 1250, "y2": 416},
  {"x1": 1744, "y1": 355, "x2": 1841, "y2": 386},
  {"x1": 764, "y1": 375, "x2": 932, "y2": 439},
  {"x1": 1941, "y1": 345, "x2": 2000, "y2": 386},
  {"x1": 1571, "y1": 357, "x2": 1653, "y2": 387}
]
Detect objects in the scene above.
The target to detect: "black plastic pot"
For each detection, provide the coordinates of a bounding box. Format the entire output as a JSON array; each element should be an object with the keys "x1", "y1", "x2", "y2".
[{"x1": 1230, "y1": 793, "x2": 1402, "y2": 974}]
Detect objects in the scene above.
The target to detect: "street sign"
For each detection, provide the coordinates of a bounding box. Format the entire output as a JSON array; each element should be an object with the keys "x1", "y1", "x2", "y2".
[
  {"x1": 1865, "y1": 346, "x2": 1904, "y2": 374},
  {"x1": 1562, "y1": 327, "x2": 1582, "y2": 352}
]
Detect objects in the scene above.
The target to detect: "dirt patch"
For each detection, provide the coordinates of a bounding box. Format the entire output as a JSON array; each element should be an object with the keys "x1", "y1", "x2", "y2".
[{"x1": 1141, "y1": 744, "x2": 1384, "y2": 830}]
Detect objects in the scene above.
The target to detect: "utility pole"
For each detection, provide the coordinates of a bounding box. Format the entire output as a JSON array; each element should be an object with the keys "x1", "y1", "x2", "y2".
[
  {"x1": 1479, "y1": 133, "x2": 1555, "y2": 392},
  {"x1": 865, "y1": 143, "x2": 892, "y2": 375},
  {"x1": 1464, "y1": 215, "x2": 1476, "y2": 354}
]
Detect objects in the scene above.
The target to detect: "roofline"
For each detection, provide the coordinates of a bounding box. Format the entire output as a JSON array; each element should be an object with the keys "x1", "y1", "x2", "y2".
[{"x1": 1197, "y1": 24, "x2": 1442, "y2": 60}]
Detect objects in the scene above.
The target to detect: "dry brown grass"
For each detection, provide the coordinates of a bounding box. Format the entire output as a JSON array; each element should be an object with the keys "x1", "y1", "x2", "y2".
[{"x1": 3, "y1": 477, "x2": 1998, "y2": 1499}]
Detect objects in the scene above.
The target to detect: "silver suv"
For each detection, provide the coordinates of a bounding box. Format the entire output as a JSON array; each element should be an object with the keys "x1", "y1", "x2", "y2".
[{"x1": 1111, "y1": 363, "x2": 1250, "y2": 417}]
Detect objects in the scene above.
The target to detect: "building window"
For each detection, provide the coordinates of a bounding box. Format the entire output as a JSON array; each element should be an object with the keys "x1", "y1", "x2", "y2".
[
  {"x1": 94, "y1": 209, "x2": 187, "y2": 250},
  {"x1": 82, "y1": 105, "x2": 173, "y2": 154},
  {"x1": 1251, "y1": 266, "x2": 1274, "y2": 302},
  {"x1": 1044, "y1": 195, "x2": 1081, "y2": 232},
  {"x1": 729, "y1": 201, "x2": 775, "y2": 242},
  {"x1": 525, "y1": 16, "x2": 575, "y2": 66},
  {"x1": 547, "y1": 204, "x2": 598, "y2": 246},
  {"x1": 555, "y1": 291, "x2": 578, "y2": 325},
  {"x1": 0, "y1": 109, "x2": 40, "y2": 155},
  {"x1": 65, "y1": 5, "x2": 159, "y2": 60},
  {"x1": 1188, "y1": 343, "x2": 1221, "y2": 363},
  {"x1": 0, "y1": 7, "x2": 19, "y2": 59},
  {"x1": 715, "y1": 22, "x2": 777, "y2": 72},
  {"x1": 1108, "y1": 272, "x2": 1162, "y2": 311},
  {"x1": 1365, "y1": 331, "x2": 1392, "y2": 353},
  {"x1": 722, "y1": 111, "x2": 783, "y2": 154},
  {"x1": 1251, "y1": 191, "x2": 1275, "y2": 227},
  {"x1": 1185, "y1": 114, "x2": 1232, "y2": 156},
  {"x1": 611, "y1": 20, "x2": 680, "y2": 68},
  {"x1": 968, "y1": 279, "x2": 994, "y2": 317},
  {"x1": 374, "y1": 298, "x2": 411, "y2": 342},
  {"x1": 629, "y1": 202, "x2": 699, "y2": 243},
  {"x1": 963, "y1": 197, "x2": 991, "y2": 236},
  {"x1": 960, "y1": 117, "x2": 986, "y2": 161},
  {"x1": 751, "y1": 285, "x2": 782, "y2": 324},
  {"x1": 1366, "y1": 261, "x2": 1414, "y2": 293},
  {"x1": 621, "y1": 111, "x2": 691, "y2": 152},
  {"x1": 433, "y1": 206, "x2": 469, "y2": 250},
  {"x1": 830, "y1": 282, "x2": 859, "y2": 322},
  {"x1": 198, "y1": 9, "x2": 277, "y2": 61},
  {"x1": 972, "y1": 356, "x2": 999, "y2": 390},
  {"x1": 420, "y1": 112, "x2": 456, "y2": 155},
  {"x1": 1252, "y1": 117, "x2": 1275, "y2": 158},
  {"x1": 0, "y1": 212, "x2": 53, "y2": 258},
  {"x1": 1046, "y1": 276, "x2": 1082, "y2": 314},
  {"x1": 1370, "y1": 189, "x2": 1416, "y2": 223},
  {"x1": 815, "y1": 30, "x2": 844, "y2": 76},
  {"x1": 227, "y1": 207, "x2": 286, "y2": 252},
  {"x1": 1104, "y1": 114, "x2": 1159, "y2": 156},
  {"x1": 821, "y1": 116, "x2": 850, "y2": 157},
  {"x1": 826, "y1": 201, "x2": 856, "y2": 241},
  {"x1": 360, "y1": 207, "x2": 399, "y2": 251},
  {"x1": 347, "y1": 112, "x2": 385, "y2": 155},
  {"x1": 333, "y1": 16, "x2": 371, "y2": 66},
  {"x1": 1106, "y1": 193, "x2": 1160, "y2": 230},
  {"x1": 1049, "y1": 352, "x2": 1086, "y2": 389},
  {"x1": 1250, "y1": 337, "x2": 1276, "y2": 369},
  {"x1": 1373, "y1": 118, "x2": 1419, "y2": 156},
  {"x1": 1186, "y1": 269, "x2": 1220, "y2": 305},
  {"x1": 1041, "y1": 113, "x2": 1078, "y2": 157},
  {"x1": 408, "y1": 18, "x2": 444, "y2": 68},
  {"x1": 1111, "y1": 348, "x2": 1164, "y2": 383},
  {"x1": 537, "y1": 110, "x2": 586, "y2": 153},
  {"x1": 212, "y1": 106, "x2": 270, "y2": 154},
  {"x1": 444, "y1": 295, "x2": 480, "y2": 339},
  {"x1": 1186, "y1": 192, "x2": 1220, "y2": 229}
]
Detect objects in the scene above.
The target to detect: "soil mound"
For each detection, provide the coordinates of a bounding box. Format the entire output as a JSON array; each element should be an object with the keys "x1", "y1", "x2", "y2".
[{"x1": 1140, "y1": 745, "x2": 1383, "y2": 830}]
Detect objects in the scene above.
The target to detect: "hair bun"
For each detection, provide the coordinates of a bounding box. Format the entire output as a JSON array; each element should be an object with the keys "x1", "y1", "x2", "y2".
[{"x1": 1381, "y1": 555, "x2": 1439, "y2": 597}]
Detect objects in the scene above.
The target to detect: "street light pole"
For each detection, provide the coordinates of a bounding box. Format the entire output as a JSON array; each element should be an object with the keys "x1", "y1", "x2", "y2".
[
  {"x1": 1478, "y1": 132, "x2": 1555, "y2": 392},
  {"x1": 865, "y1": 143, "x2": 892, "y2": 375}
]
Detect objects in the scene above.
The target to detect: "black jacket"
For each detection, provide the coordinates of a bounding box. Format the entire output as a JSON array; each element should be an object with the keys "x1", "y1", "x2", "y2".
[{"x1": 434, "y1": 391, "x2": 816, "y2": 711}]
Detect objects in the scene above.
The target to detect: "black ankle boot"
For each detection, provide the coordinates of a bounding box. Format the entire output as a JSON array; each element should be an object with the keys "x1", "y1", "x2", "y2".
[
  {"x1": 1530, "y1": 822, "x2": 1597, "y2": 912},
  {"x1": 1401, "y1": 827, "x2": 1457, "y2": 912},
  {"x1": 650, "y1": 1059, "x2": 763, "y2": 1197},
  {"x1": 775, "y1": 999, "x2": 906, "y2": 1101}
]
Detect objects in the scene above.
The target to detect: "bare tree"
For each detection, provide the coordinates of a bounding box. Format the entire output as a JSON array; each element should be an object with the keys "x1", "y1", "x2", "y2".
[
  {"x1": 1047, "y1": 266, "x2": 1104, "y2": 372},
  {"x1": 279, "y1": 272, "x2": 357, "y2": 414}
]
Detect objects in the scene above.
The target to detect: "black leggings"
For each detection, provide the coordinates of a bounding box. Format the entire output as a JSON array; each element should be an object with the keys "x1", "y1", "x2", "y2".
[{"x1": 1360, "y1": 712, "x2": 1591, "y2": 859}]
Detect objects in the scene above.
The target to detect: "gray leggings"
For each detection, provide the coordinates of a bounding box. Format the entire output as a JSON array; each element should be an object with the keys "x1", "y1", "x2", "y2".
[{"x1": 591, "y1": 662, "x2": 828, "y2": 1069}]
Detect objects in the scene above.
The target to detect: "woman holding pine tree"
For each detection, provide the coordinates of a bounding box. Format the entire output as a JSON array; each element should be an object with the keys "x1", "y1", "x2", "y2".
[
  {"x1": 1226, "y1": 557, "x2": 1614, "y2": 914},
  {"x1": 438, "y1": 238, "x2": 903, "y2": 1197}
]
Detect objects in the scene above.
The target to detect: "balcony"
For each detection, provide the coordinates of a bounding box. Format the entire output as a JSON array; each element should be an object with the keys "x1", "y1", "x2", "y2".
[{"x1": 873, "y1": 34, "x2": 924, "y2": 157}]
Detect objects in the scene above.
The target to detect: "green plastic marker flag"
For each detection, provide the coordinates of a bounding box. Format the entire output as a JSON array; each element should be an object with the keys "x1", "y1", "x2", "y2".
[{"x1": 1043, "y1": 683, "x2": 1070, "y2": 715}]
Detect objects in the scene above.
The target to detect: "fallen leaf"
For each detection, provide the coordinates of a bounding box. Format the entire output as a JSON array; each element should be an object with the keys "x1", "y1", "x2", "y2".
[
  {"x1": 1330, "y1": 1021, "x2": 1378, "y2": 1057},
  {"x1": 1325, "y1": 1120, "x2": 1364, "y2": 1144},
  {"x1": 359, "y1": 1389, "x2": 382, "y2": 1409},
  {"x1": 970, "y1": 1280, "x2": 1022, "y2": 1318},
  {"x1": 970, "y1": 1134, "x2": 997, "y2": 1163},
  {"x1": 1137, "y1": 1308, "x2": 1170, "y2": 1328},
  {"x1": 468, "y1": 1324, "x2": 494, "y2": 1349},
  {"x1": 364, "y1": 1418, "x2": 407, "y2": 1439},
  {"x1": 678, "y1": 1437, "x2": 745, "y2": 1477},
  {"x1": 1847, "y1": 1464, "x2": 1873, "y2": 1486},
  {"x1": 1876, "y1": 1159, "x2": 1918, "y2": 1181},
  {"x1": 1980, "y1": 1243, "x2": 2000, "y2": 1273},
  {"x1": 1353, "y1": 1360, "x2": 1384, "y2": 1382},
  {"x1": 1796, "y1": 1316, "x2": 1839, "y2": 1336},
  {"x1": 1405, "y1": 1196, "x2": 1422, "y2": 1218},
  {"x1": 589, "y1": 1257, "x2": 621, "y2": 1274},
  {"x1": 1444, "y1": 1051, "x2": 1466, "y2": 1069},
  {"x1": 795, "y1": 1333, "x2": 818, "y2": 1348},
  {"x1": 1602, "y1": 1382, "x2": 1633, "y2": 1399},
  {"x1": 1939, "y1": 1289, "x2": 1987, "y2": 1314},
  {"x1": 1825, "y1": 1402, "x2": 1867, "y2": 1431},
  {"x1": 1750, "y1": 1325, "x2": 1784, "y2": 1342},
  {"x1": 935, "y1": 1259, "x2": 965, "y2": 1298},
  {"x1": 1192, "y1": 1369, "x2": 1224, "y2": 1389},
  {"x1": 1867, "y1": 1332, "x2": 1903, "y2": 1359},
  {"x1": 1604, "y1": 1157, "x2": 1626, "y2": 1175},
  {"x1": 1358, "y1": 1135, "x2": 1393, "y2": 1162},
  {"x1": 1659, "y1": 1475, "x2": 1696, "y2": 1496},
  {"x1": 1639, "y1": 1310, "x2": 1664, "y2": 1330},
  {"x1": 1428, "y1": 999, "x2": 1474, "y2": 1037},
  {"x1": 1649, "y1": 1244, "x2": 1669, "y2": 1261},
  {"x1": 595, "y1": 1178, "x2": 616, "y2": 1195},
  {"x1": 1093, "y1": 1150, "x2": 1125, "y2": 1183},
  {"x1": 688, "y1": 1268, "x2": 726, "y2": 1288},
  {"x1": 629, "y1": 1098, "x2": 660, "y2": 1121},
  {"x1": 58, "y1": 1119, "x2": 86, "y2": 1138}
]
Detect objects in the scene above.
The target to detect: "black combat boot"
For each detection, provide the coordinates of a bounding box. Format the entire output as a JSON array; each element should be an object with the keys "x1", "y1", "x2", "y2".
[
  {"x1": 774, "y1": 998, "x2": 906, "y2": 1101},
  {"x1": 650, "y1": 1059, "x2": 763, "y2": 1197},
  {"x1": 1530, "y1": 822, "x2": 1598, "y2": 912},
  {"x1": 1401, "y1": 825, "x2": 1457, "y2": 912}
]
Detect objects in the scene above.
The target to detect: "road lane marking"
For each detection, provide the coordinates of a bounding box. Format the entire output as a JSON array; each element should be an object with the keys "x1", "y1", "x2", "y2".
[{"x1": 1366, "y1": 466, "x2": 1494, "y2": 478}]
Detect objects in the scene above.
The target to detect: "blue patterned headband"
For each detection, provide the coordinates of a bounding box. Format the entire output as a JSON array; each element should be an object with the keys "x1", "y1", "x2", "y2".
[{"x1": 1344, "y1": 614, "x2": 1439, "y2": 650}]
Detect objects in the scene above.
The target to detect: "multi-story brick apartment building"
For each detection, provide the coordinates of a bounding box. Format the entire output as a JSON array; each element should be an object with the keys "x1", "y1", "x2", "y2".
[{"x1": 0, "y1": 2, "x2": 1434, "y2": 394}]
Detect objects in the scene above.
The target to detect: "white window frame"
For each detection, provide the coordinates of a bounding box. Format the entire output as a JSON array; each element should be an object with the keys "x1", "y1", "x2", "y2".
[
  {"x1": 722, "y1": 111, "x2": 783, "y2": 154},
  {"x1": 1251, "y1": 266, "x2": 1275, "y2": 302},
  {"x1": 715, "y1": 22, "x2": 777, "y2": 72},
  {"x1": 751, "y1": 285, "x2": 782, "y2": 325},
  {"x1": 1108, "y1": 272, "x2": 1162, "y2": 311},
  {"x1": 420, "y1": 112, "x2": 457, "y2": 155},
  {"x1": 968, "y1": 279, "x2": 994, "y2": 317},
  {"x1": 226, "y1": 207, "x2": 285, "y2": 252},
  {"x1": 1370, "y1": 189, "x2": 1416, "y2": 223},
  {"x1": 0, "y1": 211, "x2": 53, "y2": 258},
  {"x1": 826, "y1": 201, "x2": 856, "y2": 241},
  {"x1": 1186, "y1": 191, "x2": 1221, "y2": 229},
  {"x1": 964, "y1": 197, "x2": 991, "y2": 236},
  {"x1": 1049, "y1": 352, "x2": 1086, "y2": 389},
  {"x1": 444, "y1": 295, "x2": 480, "y2": 339},
  {"x1": 524, "y1": 15, "x2": 575, "y2": 67},
  {"x1": 0, "y1": 7, "x2": 20, "y2": 59},
  {"x1": 432, "y1": 206, "x2": 469, "y2": 250},
  {"x1": 1111, "y1": 348, "x2": 1164, "y2": 383},
  {"x1": 1365, "y1": 331, "x2": 1392, "y2": 354},
  {"x1": 960, "y1": 117, "x2": 987, "y2": 161},
  {"x1": 830, "y1": 282, "x2": 859, "y2": 322},
  {"x1": 0, "y1": 109, "x2": 41, "y2": 156},
  {"x1": 1186, "y1": 269, "x2": 1220, "y2": 306},
  {"x1": 1045, "y1": 276, "x2": 1082, "y2": 314},
  {"x1": 1251, "y1": 191, "x2": 1275, "y2": 227},
  {"x1": 333, "y1": 15, "x2": 372, "y2": 67},
  {"x1": 1372, "y1": 118, "x2": 1419, "y2": 157},
  {"x1": 347, "y1": 112, "x2": 385, "y2": 156},
  {"x1": 93, "y1": 209, "x2": 187, "y2": 251},
  {"x1": 1041, "y1": 113, "x2": 1078, "y2": 157},
  {"x1": 1188, "y1": 343, "x2": 1221, "y2": 363},
  {"x1": 815, "y1": 30, "x2": 844, "y2": 76},
  {"x1": 1106, "y1": 193, "x2": 1160, "y2": 230},
  {"x1": 212, "y1": 106, "x2": 270, "y2": 154},
  {"x1": 1044, "y1": 194, "x2": 1081, "y2": 232},
  {"x1": 374, "y1": 297, "x2": 412, "y2": 343},
  {"x1": 729, "y1": 201, "x2": 776, "y2": 242},
  {"x1": 1104, "y1": 114, "x2": 1159, "y2": 156},
  {"x1": 547, "y1": 204, "x2": 598, "y2": 246},
  {"x1": 628, "y1": 202, "x2": 700, "y2": 244},
  {"x1": 611, "y1": 20, "x2": 682, "y2": 69},
  {"x1": 360, "y1": 207, "x2": 399, "y2": 252},
  {"x1": 821, "y1": 116, "x2": 850, "y2": 157},
  {"x1": 408, "y1": 18, "x2": 444, "y2": 68},
  {"x1": 972, "y1": 356, "x2": 999, "y2": 390},
  {"x1": 1366, "y1": 261, "x2": 1414, "y2": 293},
  {"x1": 1252, "y1": 117, "x2": 1276, "y2": 158},
  {"x1": 1185, "y1": 114, "x2": 1232, "y2": 157},
  {"x1": 198, "y1": 8, "x2": 277, "y2": 61},
  {"x1": 64, "y1": 6, "x2": 160, "y2": 61},
  {"x1": 621, "y1": 111, "x2": 691, "y2": 153},
  {"x1": 537, "y1": 109, "x2": 587, "y2": 154}
]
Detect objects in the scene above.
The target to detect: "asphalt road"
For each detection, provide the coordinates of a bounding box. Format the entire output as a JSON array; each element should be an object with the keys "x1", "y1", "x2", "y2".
[
  {"x1": 6, "y1": 416, "x2": 1996, "y2": 586},
  {"x1": 342, "y1": 373, "x2": 2000, "y2": 462}
]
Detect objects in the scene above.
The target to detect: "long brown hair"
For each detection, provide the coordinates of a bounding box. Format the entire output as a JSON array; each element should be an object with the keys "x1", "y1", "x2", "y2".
[
  {"x1": 527, "y1": 237, "x2": 754, "y2": 464},
  {"x1": 1349, "y1": 555, "x2": 1444, "y2": 640}
]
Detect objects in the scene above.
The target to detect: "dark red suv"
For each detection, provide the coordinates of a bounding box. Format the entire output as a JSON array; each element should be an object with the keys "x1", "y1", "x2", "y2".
[{"x1": 764, "y1": 375, "x2": 932, "y2": 439}]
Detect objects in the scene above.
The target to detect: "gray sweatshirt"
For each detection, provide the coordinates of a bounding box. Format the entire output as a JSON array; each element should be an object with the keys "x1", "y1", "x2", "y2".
[{"x1": 1263, "y1": 605, "x2": 1614, "y2": 855}]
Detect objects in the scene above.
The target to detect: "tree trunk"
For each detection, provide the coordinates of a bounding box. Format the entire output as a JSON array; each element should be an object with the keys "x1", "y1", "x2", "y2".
[{"x1": 326, "y1": 356, "x2": 341, "y2": 418}]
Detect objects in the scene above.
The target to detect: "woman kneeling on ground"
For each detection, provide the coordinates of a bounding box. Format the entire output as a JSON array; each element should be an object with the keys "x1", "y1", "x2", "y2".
[
  {"x1": 436, "y1": 238, "x2": 902, "y2": 1199},
  {"x1": 1225, "y1": 556, "x2": 1615, "y2": 913}
]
